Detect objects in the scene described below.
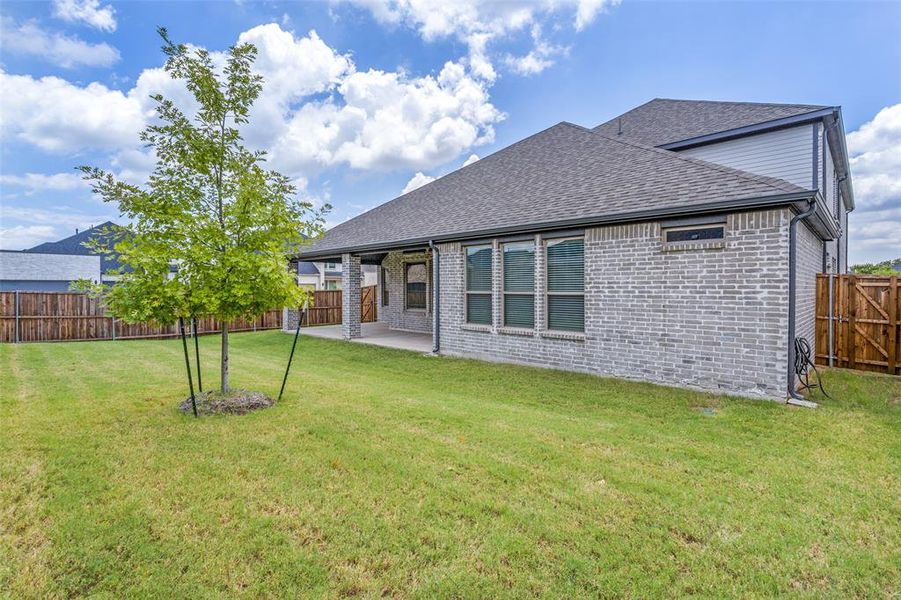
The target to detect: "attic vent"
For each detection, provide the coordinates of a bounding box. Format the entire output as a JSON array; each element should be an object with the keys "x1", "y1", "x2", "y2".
[{"x1": 617, "y1": 118, "x2": 623, "y2": 135}]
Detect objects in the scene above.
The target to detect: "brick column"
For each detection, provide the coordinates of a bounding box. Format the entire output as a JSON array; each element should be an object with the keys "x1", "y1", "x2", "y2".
[{"x1": 342, "y1": 253, "x2": 362, "y2": 339}]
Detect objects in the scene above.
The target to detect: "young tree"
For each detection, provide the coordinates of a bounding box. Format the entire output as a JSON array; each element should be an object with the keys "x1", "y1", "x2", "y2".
[{"x1": 79, "y1": 28, "x2": 327, "y2": 394}]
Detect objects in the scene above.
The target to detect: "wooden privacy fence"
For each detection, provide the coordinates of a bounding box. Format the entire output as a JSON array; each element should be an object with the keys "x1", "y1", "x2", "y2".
[
  {"x1": 1, "y1": 285, "x2": 378, "y2": 342},
  {"x1": 815, "y1": 274, "x2": 899, "y2": 375},
  {"x1": 304, "y1": 285, "x2": 378, "y2": 326},
  {"x1": 0, "y1": 291, "x2": 282, "y2": 343}
]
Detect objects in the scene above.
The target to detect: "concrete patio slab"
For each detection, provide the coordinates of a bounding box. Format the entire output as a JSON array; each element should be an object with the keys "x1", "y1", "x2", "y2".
[{"x1": 297, "y1": 322, "x2": 433, "y2": 353}]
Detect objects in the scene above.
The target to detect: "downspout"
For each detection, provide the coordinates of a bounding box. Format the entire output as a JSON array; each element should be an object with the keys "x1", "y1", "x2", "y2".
[
  {"x1": 429, "y1": 240, "x2": 440, "y2": 353},
  {"x1": 787, "y1": 199, "x2": 819, "y2": 408}
]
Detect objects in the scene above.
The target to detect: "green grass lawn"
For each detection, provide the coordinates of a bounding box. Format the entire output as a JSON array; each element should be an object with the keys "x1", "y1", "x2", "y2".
[{"x1": 1, "y1": 331, "x2": 899, "y2": 598}]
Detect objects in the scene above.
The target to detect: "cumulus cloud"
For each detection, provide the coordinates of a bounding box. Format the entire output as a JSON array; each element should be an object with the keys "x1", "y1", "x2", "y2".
[
  {"x1": 402, "y1": 172, "x2": 436, "y2": 194},
  {"x1": 400, "y1": 151, "x2": 480, "y2": 195},
  {"x1": 0, "y1": 172, "x2": 87, "y2": 193},
  {"x1": 52, "y1": 0, "x2": 116, "y2": 31},
  {"x1": 340, "y1": 0, "x2": 619, "y2": 80},
  {"x1": 503, "y1": 25, "x2": 567, "y2": 76},
  {"x1": 846, "y1": 103, "x2": 901, "y2": 263},
  {"x1": 0, "y1": 24, "x2": 501, "y2": 176},
  {"x1": 0, "y1": 19, "x2": 120, "y2": 68},
  {"x1": 0, "y1": 225, "x2": 58, "y2": 250},
  {"x1": 269, "y1": 59, "x2": 501, "y2": 172},
  {"x1": 0, "y1": 70, "x2": 144, "y2": 152}
]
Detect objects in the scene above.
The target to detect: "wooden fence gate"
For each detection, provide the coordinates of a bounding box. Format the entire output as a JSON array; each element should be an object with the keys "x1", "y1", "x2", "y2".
[
  {"x1": 299, "y1": 285, "x2": 378, "y2": 327},
  {"x1": 815, "y1": 274, "x2": 899, "y2": 375},
  {"x1": 360, "y1": 285, "x2": 377, "y2": 323}
]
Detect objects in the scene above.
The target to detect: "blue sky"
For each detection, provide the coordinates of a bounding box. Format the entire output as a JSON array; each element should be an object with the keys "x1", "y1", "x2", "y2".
[{"x1": 1, "y1": 0, "x2": 899, "y2": 264}]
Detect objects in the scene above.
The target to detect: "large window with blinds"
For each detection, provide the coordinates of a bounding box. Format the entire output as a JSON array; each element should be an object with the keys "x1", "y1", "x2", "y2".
[
  {"x1": 502, "y1": 241, "x2": 535, "y2": 328},
  {"x1": 465, "y1": 245, "x2": 492, "y2": 325},
  {"x1": 546, "y1": 237, "x2": 584, "y2": 332},
  {"x1": 405, "y1": 263, "x2": 427, "y2": 310}
]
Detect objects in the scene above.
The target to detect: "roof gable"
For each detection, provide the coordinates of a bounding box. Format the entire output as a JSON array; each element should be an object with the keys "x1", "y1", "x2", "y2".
[
  {"x1": 304, "y1": 122, "x2": 805, "y2": 256},
  {"x1": 593, "y1": 98, "x2": 830, "y2": 147},
  {"x1": 26, "y1": 221, "x2": 125, "y2": 273}
]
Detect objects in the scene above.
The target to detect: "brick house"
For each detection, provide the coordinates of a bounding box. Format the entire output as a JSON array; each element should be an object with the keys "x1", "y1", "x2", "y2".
[{"x1": 297, "y1": 99, "x2": 854, "y2": 403}]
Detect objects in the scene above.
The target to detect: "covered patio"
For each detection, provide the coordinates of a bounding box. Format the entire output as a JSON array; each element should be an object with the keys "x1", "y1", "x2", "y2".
[{"x1": 300, "y1": 321, "x2": 433, "y2": 353}]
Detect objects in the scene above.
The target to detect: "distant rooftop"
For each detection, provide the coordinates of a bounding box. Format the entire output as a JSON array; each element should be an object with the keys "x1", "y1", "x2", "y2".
[
  {"x1": 27, "y1": 221, "x2": 126, "y2": 273},
  {"x1": 593, "y1": 98, "x2": 830, "y2": 147}
]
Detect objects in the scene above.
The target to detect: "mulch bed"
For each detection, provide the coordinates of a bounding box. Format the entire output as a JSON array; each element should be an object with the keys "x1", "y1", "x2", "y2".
[{"x1": 178, "y1": 389, "x2": 274, "y2": 416}]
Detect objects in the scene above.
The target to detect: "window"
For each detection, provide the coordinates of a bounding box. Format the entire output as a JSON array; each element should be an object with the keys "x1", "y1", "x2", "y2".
[
  {"x1": 546, "y1": 238, "x2": 584, "y2": 332},
  {"x1": 405, "y1": 262, "x2": 428, "y2": 310},
  {"x1": 325, "y1": 279, "x2": 341, "y2": 291},
  {"x1": 663, "y1": 225, "x2": 724, "y2": 243},
  {"x1": 465, "y1": 245, "x2": 492, "y2": 325},
  {"x1": 325, "y1": 262, "x2": 338, "y2": 270},
  {"x1": 380, "y1": 267, "x2": 389, "y2": 306},
  {"x1": 502, "y1": 241, "x2": 535, "y2": 328}
]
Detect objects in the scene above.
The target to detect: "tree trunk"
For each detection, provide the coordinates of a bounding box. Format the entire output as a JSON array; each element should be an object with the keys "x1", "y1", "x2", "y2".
[{"x1": 220, "y1": 322, "x2": 230, "y2": 393}]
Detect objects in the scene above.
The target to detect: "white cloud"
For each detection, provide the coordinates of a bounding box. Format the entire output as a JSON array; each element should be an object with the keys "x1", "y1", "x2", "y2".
[
  {"x1": 503, "y1": 25, "x2": 567, "y2": 76},
  {"x1": 1, "y1": 205, "x2": 116, "y2": 229},
  {"x1": 52, "y1": 0, "x2": 116, "y2": 32},
  {"x1": 0, "y1": 70, "x2": 144, "y2": 152},
  {"x1": 0, "y1": 172, "x2": 87, "y2": 193},
  {"x1": 846, "y1": 103, "x2": 901, "y2": 264},
  {"x1": 575, "y1": 0, "x2": 612, "y2": 31},
  {"x1": 0, "y1": 19, "x2": 120, "y2": 68},
  {"x1": 402, "y1": 172, "x2": 435, "y2": 194},
  {"x1": 269, "y1": 59, "x2": 502, "y2": 172},
  {"x1": 400, "y1": 151, "x2": 479, "y2": 195},
  {"x1": 0, "y1": 24, "x2": 500, "y2": 178},
  {"x1": 0, "y1": 225, "x2": 58, "y2": 250},
  {"x1": 847, "y1": 103, "x2": 901, "y2": 211},
  {"x1": 340, "y1": 0, "x2": 619, "y2": 80}
]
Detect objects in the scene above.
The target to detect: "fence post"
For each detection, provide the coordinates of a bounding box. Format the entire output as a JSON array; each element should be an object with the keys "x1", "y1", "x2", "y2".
[
  {"x1": 14, "y1": 290, "x2": 20, "y2": 344},
  {"x1": 827, "y1": 273, "x2": 834, "y2": 367},
  {"x1": 111, "y1": 316, "x2": 116, "y2": 341},
  {"x1": 889, "y1": 276, "x2": 898, "y2": 376},
  {"x1": 847, "y1": 275, "x2": 857, "y2": 370}
]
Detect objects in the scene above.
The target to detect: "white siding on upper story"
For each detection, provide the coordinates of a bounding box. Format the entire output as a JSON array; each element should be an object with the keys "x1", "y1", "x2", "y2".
[
  {"x1": 677, "y1": 124, "x2": 815, "y2": 189},
  {"x1": 823, "y1": 129, "x2": 838, "y2": 218}
]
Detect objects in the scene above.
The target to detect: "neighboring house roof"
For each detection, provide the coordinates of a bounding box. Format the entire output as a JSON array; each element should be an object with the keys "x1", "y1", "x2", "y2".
[
  {"x1": 324, "y1": 271, "x2": 342, "y2": 278},
  {"x1": 297, "y1": 261, "x2": 320, "y2": 275},
  {"x1": 593, "y1": 98, "x2": 830, "y2": 147},
  {"x1": 303, "y1": 121, "x2": 807, "y2": 257},
  {"x1": 26, "y1": 221, "x2": 125, "y2": 274}
]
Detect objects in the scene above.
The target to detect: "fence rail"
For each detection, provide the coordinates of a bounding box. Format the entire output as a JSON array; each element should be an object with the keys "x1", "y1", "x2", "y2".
[
  {"x1": 1, "y1": 285, "x2": 379, "y2": 343},
  {"x1": 0, "y1": 291, "x2": 282, "y2": 343},
  {"x1": 815, "y1": 274, "x2": 899, "y2": 375}
]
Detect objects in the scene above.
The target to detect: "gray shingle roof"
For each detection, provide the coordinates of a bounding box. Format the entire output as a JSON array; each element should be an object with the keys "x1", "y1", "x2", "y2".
[
  {"x1": 297, "y1": 261, "x2": 319, "y2": 275},
  {"x1": 303, "y1": 122, "x2": 807, "y2": 257},
  {"x1": 26, "y1": 221, "x2": 126, "y2": 273},
  {"x1": 593, "y1": 98, "x2": 829, "y2": 147}
]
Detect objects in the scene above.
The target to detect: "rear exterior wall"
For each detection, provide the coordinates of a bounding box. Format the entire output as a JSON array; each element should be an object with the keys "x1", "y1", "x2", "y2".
[
  {"x1": 379, "y1": 250, "x2": 433, "y2": 334},
  {"x1": 437, "y1": 208, "x2": 795, "y2": 400}
]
